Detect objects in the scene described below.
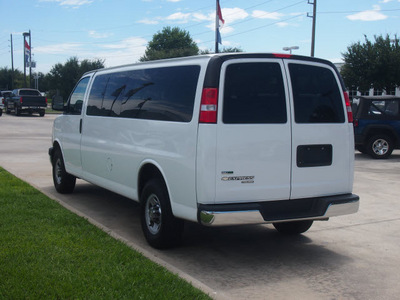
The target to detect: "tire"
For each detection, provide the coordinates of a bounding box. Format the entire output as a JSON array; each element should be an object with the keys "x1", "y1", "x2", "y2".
[
  {"x1": 356, "y1": 145, "x2": 367, "y2": 154},
  {"x1": 15, "y1": 105, "x2": 21, "y2": 116},
  {"x1": 366, "y1": 134, "x2": 393, "y2": 159},
  {"x1": 52, "y1": 148, "x2": 76, "y2": 194},
  {"x1": 5, "y1": 101, "x2": 10, "y2": 114},
  {"x1": 273, "y1": 220, "x2": 313, "y2": 235},
  {"x1": 140, "y1": 178, "x2": 184, "y2": 249},
  {"x1": 0, "y1": 109, "x2": 2, "y2": 117},
  {"x1": 39, "y1": 110, "x2": 45, "y2": 117}
]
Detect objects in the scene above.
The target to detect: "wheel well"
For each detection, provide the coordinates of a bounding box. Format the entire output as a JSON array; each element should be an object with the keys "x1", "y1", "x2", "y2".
[
  {"x1": 366, "y1": 128, "x2": 397, "y2": 144},
  {"x1": 51, "y1": 141, "x2": 61, "y2": 162},
  {"x1": 138, "y1": 164, "x2": 166, "y2": 202}
]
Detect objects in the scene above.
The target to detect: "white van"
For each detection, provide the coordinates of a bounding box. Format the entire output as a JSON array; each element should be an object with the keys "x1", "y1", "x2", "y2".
[{"x1": 49, "y1": 53, "x2": 359, "y2": 248}]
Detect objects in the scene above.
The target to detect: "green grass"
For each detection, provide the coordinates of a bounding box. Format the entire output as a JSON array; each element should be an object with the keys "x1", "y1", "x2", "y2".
[{"x1": 0, "y1": 168, "x2": 211, "y2": 300}]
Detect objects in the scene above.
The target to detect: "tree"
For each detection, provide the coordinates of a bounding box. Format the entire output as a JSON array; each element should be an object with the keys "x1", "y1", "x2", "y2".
[
  {"x1": 0, "y1": 67, "x2": 24, "y2": 90},
  {"x1": 200, "y1": 46, "x2": 244, "y2": 54},
  {"x1": 47, "y1": 57, "x2": 104, "y2": 100},
  {"x1": 140, "y1": 27, "x2": 199, "y2": 61},
  {"x1": 341, "y1": 34, "x2": 400, "y2": 93}
]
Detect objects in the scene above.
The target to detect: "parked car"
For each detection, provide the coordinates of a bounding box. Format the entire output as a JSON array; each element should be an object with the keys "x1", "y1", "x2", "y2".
[
  {"x1": 353, "y1": 96, "x2": 400, "y2": 159},
  {"x1": 5, "y1": 88, "x2": 47, "y2": 116},
  {"x1": 49, "y1": 53, "x2": 359, "y2": 248},
  {"x1": 0, "y1": 90, "x2": 12, "y2": 117}
]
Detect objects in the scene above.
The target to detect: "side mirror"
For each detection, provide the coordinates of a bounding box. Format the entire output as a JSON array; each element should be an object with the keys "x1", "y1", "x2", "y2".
[{"x1": 52, "y1": 95, "x2": 65, "y2": 111}]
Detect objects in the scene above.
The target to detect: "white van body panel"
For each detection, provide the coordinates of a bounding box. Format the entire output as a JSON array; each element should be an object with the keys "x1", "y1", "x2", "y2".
[{"x1": 77, "y1": 59, "x2": 209, "y2": 220}]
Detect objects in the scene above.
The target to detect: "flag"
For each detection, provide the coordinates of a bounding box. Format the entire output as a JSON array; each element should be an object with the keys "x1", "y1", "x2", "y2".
[
  {"x1": 217, "y1": 0, "x2": 225, "y2": 25},
  {"x1": 216, "y1": 0, "x2": 224, "y2": 45},
  {"x1": 25, "y1": 40, "x2": 30, "y2": 65}
]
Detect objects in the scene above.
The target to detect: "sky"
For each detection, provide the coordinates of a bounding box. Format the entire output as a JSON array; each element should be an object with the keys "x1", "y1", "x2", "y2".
[{"x1": 0, "y1": 0, "x2": 399, "y2": 75}]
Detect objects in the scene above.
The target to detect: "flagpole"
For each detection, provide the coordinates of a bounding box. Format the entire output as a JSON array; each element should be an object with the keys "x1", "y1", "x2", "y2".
[{"x1": 215, "y1": 0, "x2": 219, "y2": 53}]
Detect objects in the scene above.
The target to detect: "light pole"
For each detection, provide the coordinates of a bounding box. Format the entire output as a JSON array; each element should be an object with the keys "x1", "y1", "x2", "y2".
[{"x1": 283, "y1": 46, "x2": 299, "y2": 54}]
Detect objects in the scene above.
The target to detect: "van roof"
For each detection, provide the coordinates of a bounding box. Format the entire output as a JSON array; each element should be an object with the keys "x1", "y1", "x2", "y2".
[{"x1": 83, "y1": 53, "x2": 337, "y2": 77}]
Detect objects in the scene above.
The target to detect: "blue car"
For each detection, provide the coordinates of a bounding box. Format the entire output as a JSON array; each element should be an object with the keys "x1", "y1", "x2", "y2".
[{"x1": 353, "y1": 96, "x2": 400, "y2": 159}]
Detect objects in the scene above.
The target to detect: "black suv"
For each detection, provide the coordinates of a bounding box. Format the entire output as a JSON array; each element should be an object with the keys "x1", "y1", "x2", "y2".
[{"x1": 353, "y1": 96, "x2": 400, "y2": 159}]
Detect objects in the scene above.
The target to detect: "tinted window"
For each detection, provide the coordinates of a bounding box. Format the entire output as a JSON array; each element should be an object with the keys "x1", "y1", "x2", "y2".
[
  {"x1": 368, "y1": 100, "x2": 399, "y2": 117},
  {"x1": 289, "y1": 64, "x2": 344, "y2": 123},
  {"x1": 19, "y1": 90, "x2": 41, "y2": 96},
  {"x1": 223, "y1": 63, "x2": 287, "y2": 124},
  {"x1": 87, "y1": 65, "x2": 200, "y2": 122},
  {"x1": 67, "y1": 77, "x2": 90, "y2": 115}
]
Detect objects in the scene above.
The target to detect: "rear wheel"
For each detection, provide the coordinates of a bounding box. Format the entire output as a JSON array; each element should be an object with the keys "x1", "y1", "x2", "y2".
[
  {"x1": 367, "y1": 134, "x2": 393, "y2": 159},
  {"x1": 52, "y1": 148, "x2": 76, "y2": 194},
  {"x1": 140, "y1": 178, "x2": 184, "y2": 249},
  {"x1": 273, "y1": 220, "x2": 313, "y2": 235},
  {"x1": 39, "y1": 109, "x2": 45, "y2": 117},
  {"x1": 15, "y1": 105, "x2": 21, "y2": 116}
]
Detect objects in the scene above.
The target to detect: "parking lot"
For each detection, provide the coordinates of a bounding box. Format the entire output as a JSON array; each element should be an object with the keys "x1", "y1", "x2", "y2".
[{"x1": 0, "y1": 113, "x2": 399, "y2": 300}]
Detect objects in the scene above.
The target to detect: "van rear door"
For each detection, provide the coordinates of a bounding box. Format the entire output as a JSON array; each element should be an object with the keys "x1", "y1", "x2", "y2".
[
  {"x1": 286, "y1": 60, "x2": 353, "y2": 199},
  {"x1": 215, "y1": 59, "x2": 292, "y2": 203}
]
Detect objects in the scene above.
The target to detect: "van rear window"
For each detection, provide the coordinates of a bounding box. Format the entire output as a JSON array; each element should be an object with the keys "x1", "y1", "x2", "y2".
[
  {"x1": 223, "y1": 63, "x2": 287, "y2": 124},
  {"x1": 87, "y1": 65, "x2": 200, "y2": 122},
  {"x1": 289, "y1": 64, "x2": 345, "y2": 123}
]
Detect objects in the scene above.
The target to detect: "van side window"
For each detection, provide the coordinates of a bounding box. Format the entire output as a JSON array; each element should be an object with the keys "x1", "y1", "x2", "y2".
[
  {"x1": 67, "y1": 77, "x2": 90, "y2": 115},
  {"x1": 289, "y1": 64, "x2": 345, "y2": 123},
  {"x1": 87, "y1": 65, "x2": 200, "y2": 122},
  {"x1": 223, "y1": 63, "x2": 287, "y2": 124}
]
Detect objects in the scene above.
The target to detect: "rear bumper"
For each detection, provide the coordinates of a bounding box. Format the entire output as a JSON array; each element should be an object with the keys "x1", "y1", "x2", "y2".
[{"x1": 198, "y1": 193, "x2": 359, "y2": 226}]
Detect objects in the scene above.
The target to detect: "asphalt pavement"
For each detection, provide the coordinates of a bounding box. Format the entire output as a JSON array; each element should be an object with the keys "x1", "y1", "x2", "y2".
[{"x1": 1, "y1": 113, "x2": 399, "y2": 300}]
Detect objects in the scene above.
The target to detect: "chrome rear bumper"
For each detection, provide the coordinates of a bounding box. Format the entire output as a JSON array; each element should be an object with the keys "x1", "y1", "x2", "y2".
[{"x1": 198, "y1": 194, "x2": 359, "y2": 226}]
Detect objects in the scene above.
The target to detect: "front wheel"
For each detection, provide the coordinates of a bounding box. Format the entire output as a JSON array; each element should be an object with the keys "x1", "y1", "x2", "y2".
[
  {"x1": 273, "y1": 220, "x2": 313, "y2": 235},
  {"x1": 52, "y1": 148, "x2": 76, "y2": 194},
  {"x1": 367, "y1": 134, "x2": 393, "y2": 159},
  {"x1": 140, "y1": 178, "x2": 184, "y2": 249}
]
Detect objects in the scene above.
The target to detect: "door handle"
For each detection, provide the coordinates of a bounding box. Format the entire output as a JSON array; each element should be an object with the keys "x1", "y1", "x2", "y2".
[{"x1": 79, "y1": 119, "x2": 82, "y2": 134}]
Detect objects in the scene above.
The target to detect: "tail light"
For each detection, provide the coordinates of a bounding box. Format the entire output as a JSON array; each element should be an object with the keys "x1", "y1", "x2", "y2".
[
  {"x1": 343, "y1": 91, "x2": 353, "y2": 123},
  {"x1": 45, "y1": 98, "x2": 48, "y2": 104},
  {"x1": 353, "y1": 119, "x2": 359, "y2": 127},
  {"x1": 199, "y1": 88, "x2": 218, "y2": 123},
  {"x1": 20, "y1": 97, "x2": 23, "y2": 104}
]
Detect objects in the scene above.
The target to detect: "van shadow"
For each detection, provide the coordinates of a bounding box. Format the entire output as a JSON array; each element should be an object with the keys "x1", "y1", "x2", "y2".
[
  {"x1": 169, "y1": 222, "x2": 352, "y2": 288},
  {"x1": 45, "y1": 182, "x2": 353, "y2": 290}
]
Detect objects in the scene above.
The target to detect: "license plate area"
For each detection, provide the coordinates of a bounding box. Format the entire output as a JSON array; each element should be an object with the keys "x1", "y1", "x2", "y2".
[{"x1": 297, "y1": 144, "x2": 332, "y2": 168}]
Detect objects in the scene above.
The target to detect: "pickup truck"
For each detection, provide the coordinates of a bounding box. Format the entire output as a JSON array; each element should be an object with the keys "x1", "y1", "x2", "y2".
[{"x1": 5, "y1": 88, "x2": 47, "y2": 117}]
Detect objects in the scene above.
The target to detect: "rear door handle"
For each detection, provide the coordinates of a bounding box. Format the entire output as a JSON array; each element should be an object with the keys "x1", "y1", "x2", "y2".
[{"x1": 79, "y1": 119, "x2": 82, "y2": 134}]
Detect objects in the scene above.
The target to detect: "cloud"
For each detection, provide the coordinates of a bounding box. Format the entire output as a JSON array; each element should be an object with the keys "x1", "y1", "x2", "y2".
[
  {"x1": 252, "y1": 10, "x2": 284, "y2": 20},
  {"x1": 222, "y1": 7, "x2": 249, "y2": 23},
  {"x1": 137, "y1": 18, "x2": 160, "y2": 25},
  {"x1": 34, "y1": 43, "x2": 83, "y2": 55},
  {"x1": 88, "y1": 30, "x2": 113, "y2": 39},
  {"x1": 276, "y1": 22, "x2": 289, "y2": 27},
  {"x1": 39, "y1": 0, "x2": 93, "y2": 8},
  {"x1": 206, "y1": 7, "x2": 249, "y2": 32},
  {"x1": 96, "y1": 37, "x2": 148, "y2": 67},
  {"x1": 166, "y1": 12, "x2": 191, "y2": 23},
  {"x1": 347, "y1": 5, "x2": 388, "y2": 21}
]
